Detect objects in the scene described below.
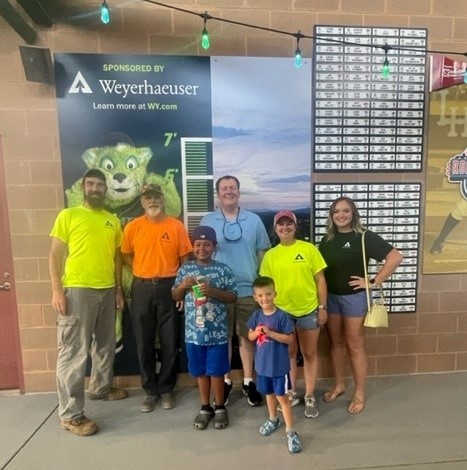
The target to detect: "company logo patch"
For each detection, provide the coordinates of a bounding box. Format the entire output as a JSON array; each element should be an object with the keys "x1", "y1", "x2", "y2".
[
  {"x1": 105, "y1": 220, "x2": 114, "y2": 228},
  {"x1": 445, "y1": 148, "x2": 467, "y2": 199},
  {"x1": 343, "y1": 241, "x2": 351, "y2": 249},
  {"x1": 294, "y1": 253, "x2": 304, "y2": 261},
  {"x1": 161, "y1": 231, "x2": 170, "y2": 240},
  {"x1": 69, "y1": 71, "x2": 93, "y2": 94}
]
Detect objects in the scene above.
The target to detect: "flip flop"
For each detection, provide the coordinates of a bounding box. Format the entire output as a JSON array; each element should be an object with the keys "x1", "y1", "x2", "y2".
[
  {"x1": 323, "y1": 387, "x2": 345, "y2": 403},
  {"x1": 348, "y1": 396, "x2": 365, "y2": 414}
]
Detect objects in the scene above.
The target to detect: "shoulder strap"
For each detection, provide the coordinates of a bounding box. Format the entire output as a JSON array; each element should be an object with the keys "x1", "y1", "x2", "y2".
[{"x1": 361, "y1": 231, "x2": 371, "y2": 311}]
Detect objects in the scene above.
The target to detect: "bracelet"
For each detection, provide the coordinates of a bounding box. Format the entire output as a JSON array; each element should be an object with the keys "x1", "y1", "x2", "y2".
[
  {"x1": 116, "y1": 286, "x2": 122, "y2": 290},
  {"x1": 318, "y1": 305, "x2": 326, "y2": 310}
]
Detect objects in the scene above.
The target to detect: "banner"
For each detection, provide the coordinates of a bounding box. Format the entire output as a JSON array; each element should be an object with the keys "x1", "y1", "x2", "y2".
[
  {"x1": 55, "y1": 54, "x2": 312, "y2": 374},
  {"x1": 423, "y1": 56, "x2": 467, "y2": 274},
  {"x1": 429, "y1": 54, "x2": 467, "y2": 92}
]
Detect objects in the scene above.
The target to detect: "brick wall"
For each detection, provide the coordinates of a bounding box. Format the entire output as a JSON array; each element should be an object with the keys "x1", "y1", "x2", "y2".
[{"x1": 1, "y1": 0, "x2": 467, "y2": 392}]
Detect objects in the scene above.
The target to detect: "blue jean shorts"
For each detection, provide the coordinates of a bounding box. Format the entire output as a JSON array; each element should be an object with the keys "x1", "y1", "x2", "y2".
[
  {"x1": 286, "y1": 309, "x2": 319, "y2": 330},
  {"x1": 186, "y1": 342, "x2": 230, "y2": 377},
  {"x1": 327, "y1": 291, "x2": 367, "y2": 318}
]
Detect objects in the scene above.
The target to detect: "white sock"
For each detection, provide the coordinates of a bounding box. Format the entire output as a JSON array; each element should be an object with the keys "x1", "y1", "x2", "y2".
[
  {"x1": 224, "y1": 378, "x2": 232, "y2": 385},
  {"x1": 243, "y1": 378, "x2": 253, "y2": 386}
]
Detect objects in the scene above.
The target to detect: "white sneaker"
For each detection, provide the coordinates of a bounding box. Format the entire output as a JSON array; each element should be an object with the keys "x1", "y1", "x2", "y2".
[
  {"x1": 304, "y1": 394, "x2": 319, "y2": 418},
  {"x1": 278, "y1": 391, "x2": 299, "y2": 412}
]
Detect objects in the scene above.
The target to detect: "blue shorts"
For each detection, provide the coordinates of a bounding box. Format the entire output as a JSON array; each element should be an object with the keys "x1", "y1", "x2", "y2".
[
  {"x1": 257, "y1": 374, "x2": 292, "y2": 397},
  {"x1": 328, "y1": 291, "x2": 367, "y2": 318},
  {"x1": 286, "y1": 309, "x2": 318, "y2": 330},
  {"x1": 186, "y1": 342, "x2": 230, "y2": 377}
]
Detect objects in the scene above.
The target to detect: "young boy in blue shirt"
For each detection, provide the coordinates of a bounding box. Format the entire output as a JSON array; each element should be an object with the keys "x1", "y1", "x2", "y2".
[
  {"x1": 247, "y1": 276, "x2": 302, "y2": 453},
  {"x1": 172, "y1": 226, "x2": 237, "y2": 430}
]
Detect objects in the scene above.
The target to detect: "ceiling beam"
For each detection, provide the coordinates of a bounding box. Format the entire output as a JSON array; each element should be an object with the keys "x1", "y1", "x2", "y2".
[
  {"x1": 17, "y1": 0, "x2": 54, "y2": 27},
  {"x1": 0, "y1": 0, "x2": 37, "y2": 44}
]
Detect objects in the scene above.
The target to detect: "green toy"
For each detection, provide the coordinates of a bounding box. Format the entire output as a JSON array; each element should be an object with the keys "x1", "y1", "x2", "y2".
[{"x1": 65, "y1": 143, "x2": 182, "y2": 218}]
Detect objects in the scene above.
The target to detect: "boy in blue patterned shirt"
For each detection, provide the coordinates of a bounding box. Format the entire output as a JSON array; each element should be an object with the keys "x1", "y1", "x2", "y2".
[
  {"x1": 247, "y1": 276, "x2": 302, "y2": 453},
  {"x1": 172, "y1": 226, "x2": 237, "y2": 430}
]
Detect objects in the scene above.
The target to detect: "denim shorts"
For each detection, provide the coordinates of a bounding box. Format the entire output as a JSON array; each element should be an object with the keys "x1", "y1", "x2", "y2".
[
  {"x1": 186, "y1": 342, "x2": 230, "y2": 377},
  {"x1": 327, "y1": 291, "x2": 367, "y2": 318},
  {"x1": 286, "y1": 309, "x2": 319, "y2": 330}
]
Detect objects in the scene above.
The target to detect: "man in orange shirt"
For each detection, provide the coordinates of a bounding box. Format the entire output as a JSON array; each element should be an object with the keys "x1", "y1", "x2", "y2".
[{"x1": 121, "y1": 184, "x2": 192, "y2": 412}]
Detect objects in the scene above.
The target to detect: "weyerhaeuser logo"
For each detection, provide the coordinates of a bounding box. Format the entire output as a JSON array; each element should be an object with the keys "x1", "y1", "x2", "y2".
[
  {"x1": 69, "y1": 71, "x2": 93, "y2": 94},
  {"x1": 67, "y1": 71, "x2": 200, "y2": 99}
]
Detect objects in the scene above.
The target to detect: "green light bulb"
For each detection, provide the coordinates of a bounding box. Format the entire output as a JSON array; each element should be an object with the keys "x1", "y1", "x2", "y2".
[
  {"x1": 201, "y1": 28, "x2": 210, "y2": 50},
  {"x1": 381, "y1": 59, "x2": 390, "y2": 79}
]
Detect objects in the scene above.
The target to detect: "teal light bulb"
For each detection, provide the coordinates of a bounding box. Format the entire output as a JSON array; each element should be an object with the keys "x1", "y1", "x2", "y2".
[
  {"x1": 101, "y1": 1, "x2": 110, "y2": 24},
  {"x1": 201, "y1": 28, "x2": 210, "y2": 50},
  {"x1": 294, "y1": 50, "x2": 303, "y2": 69}
]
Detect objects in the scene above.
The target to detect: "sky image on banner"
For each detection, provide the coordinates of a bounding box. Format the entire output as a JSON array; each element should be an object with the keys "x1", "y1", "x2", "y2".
[
  {"x1": 423, "y1": 55, "x2": 467, "y2": 274},
  {"x1": 54, "y1": 53, "x2": 312, "y2": 375},
  {"x1": 211, "y1": 56, "x2": 312, "y2": 241}
]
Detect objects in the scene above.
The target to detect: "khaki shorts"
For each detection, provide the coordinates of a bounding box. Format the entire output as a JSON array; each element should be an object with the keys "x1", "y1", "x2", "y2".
[{"x1": 227, "y1": 296, "x2": 257, "y2": 339}]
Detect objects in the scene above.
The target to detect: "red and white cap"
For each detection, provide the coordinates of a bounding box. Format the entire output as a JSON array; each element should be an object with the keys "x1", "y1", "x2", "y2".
[{"x1": 273, "y1": 210, "x2": 297, "y2": 225}]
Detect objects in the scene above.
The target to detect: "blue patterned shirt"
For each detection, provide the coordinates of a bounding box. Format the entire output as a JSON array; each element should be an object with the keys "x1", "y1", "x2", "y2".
[{"x1": 174, "y1": 260, "x2": 237, "y2": 345}]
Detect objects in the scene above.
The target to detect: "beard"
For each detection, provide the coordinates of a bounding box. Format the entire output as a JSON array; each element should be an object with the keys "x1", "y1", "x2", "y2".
[
  {"x1": 85, "y1": 191, "x2": 106, "y2": 209},
  {"x1": 146, "y1": 206, "x2": 162, "y2": 218}
]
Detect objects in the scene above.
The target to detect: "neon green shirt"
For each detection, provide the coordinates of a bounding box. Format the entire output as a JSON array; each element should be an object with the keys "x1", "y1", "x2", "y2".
[
  {"x1": 50, "y1": 205, "x2": 122, "y2": 288},
  {"x1": 260, "y1": 240, "x2": 327, "y2": 316}
]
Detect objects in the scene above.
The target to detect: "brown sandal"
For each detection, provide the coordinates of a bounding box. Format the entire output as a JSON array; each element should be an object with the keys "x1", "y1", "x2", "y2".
[
  {"x1": 323, "y1": 387, "x2": 345, "y2": 403},
  {"x1": 348, "y1": 396, "x2": 365, "y2": 414}
]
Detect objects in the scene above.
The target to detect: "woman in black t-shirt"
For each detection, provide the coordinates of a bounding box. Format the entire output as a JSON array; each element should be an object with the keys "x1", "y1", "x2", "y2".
[{"x1": 319, "y1": 197, "x2": 403, "y2": 414}]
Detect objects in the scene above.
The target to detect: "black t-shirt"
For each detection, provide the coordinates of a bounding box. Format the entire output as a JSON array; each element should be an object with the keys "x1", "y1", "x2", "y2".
[{"x1": 318, "y1": 230, "x2": 393, "y2": 295}]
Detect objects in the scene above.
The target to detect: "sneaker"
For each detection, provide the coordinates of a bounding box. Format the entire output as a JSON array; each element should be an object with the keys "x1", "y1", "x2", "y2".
[
  {"x1": 193, "y1": 408, "x2": 214, "y2": 430},
  {"x1": 61, "y1": 416, "x2": 98, "y2": 437},
  {"x1": 223, "y1": 381, "x2": 233, "y2": 406},
  {"x1": 213, "y1": 381, "x2": 233, "y2": 407},
  {"x1": 242, "y1": 381, "x2": 263, "y2": 406},
  {"x1": 304, "y1": 395, "x2": 319, "y2": 418},
  {"x1": 88, "y1": 387, "x2": 127, "y2": 401},
  {"x1": 140, "y1": 394, "x2": 157, "y2": 413},
  {"x1": 213, "y1": 408, "x2": 229, "y2": 429},
  {"x1": 259, "y1": 418, "x2": 281, "y2": 436},
  {"x1": 160, "y1": 392, "x2": 175, "y2": 410},
  {"x1": 277, "y1": 391, "x2": 299, "y2": 412},
  {"x1": 286, "y1": 431, "x2": 302, "y2": 454}
]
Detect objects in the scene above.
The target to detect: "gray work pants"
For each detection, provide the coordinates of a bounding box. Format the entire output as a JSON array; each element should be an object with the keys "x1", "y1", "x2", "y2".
[{"x1": 56, "y1": 287, "x2": 116, "y2": 421}]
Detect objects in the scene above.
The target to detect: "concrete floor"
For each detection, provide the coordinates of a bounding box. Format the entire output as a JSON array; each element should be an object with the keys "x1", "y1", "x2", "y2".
[{"x1": 1, "y1": 372, "x2": 467, "y2": 470}]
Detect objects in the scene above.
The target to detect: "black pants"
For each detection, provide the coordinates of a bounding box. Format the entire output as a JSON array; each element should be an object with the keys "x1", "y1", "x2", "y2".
[{"x1": 130, "y1": 277, "x2": 179, "y2": 395}]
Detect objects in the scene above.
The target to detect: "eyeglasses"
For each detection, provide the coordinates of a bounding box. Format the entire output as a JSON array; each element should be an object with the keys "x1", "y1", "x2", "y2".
[{"x1": 221, "y1": 208, "x2": 243, "y2": 242}]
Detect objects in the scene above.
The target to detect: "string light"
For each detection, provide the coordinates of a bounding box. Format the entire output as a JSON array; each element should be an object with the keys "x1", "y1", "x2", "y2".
[
  {"x1": 201, "y1": 12, "x2": 211, "y2": 50},
  {"x1": 294, "y1": 31, "x2": 304, "y2": 69},
  {"x1": 381, "y1": 45, "x2": 390, "y2": 79},
  {"x1": 142, "y1": 0, "x2": 467, "y2": 61},
  {"x1": 464, "y1": 65, "x2": 467, "y2": 84},
  {"x1": 100, "y1": 0, "x2": 110, "y2": 24}
]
